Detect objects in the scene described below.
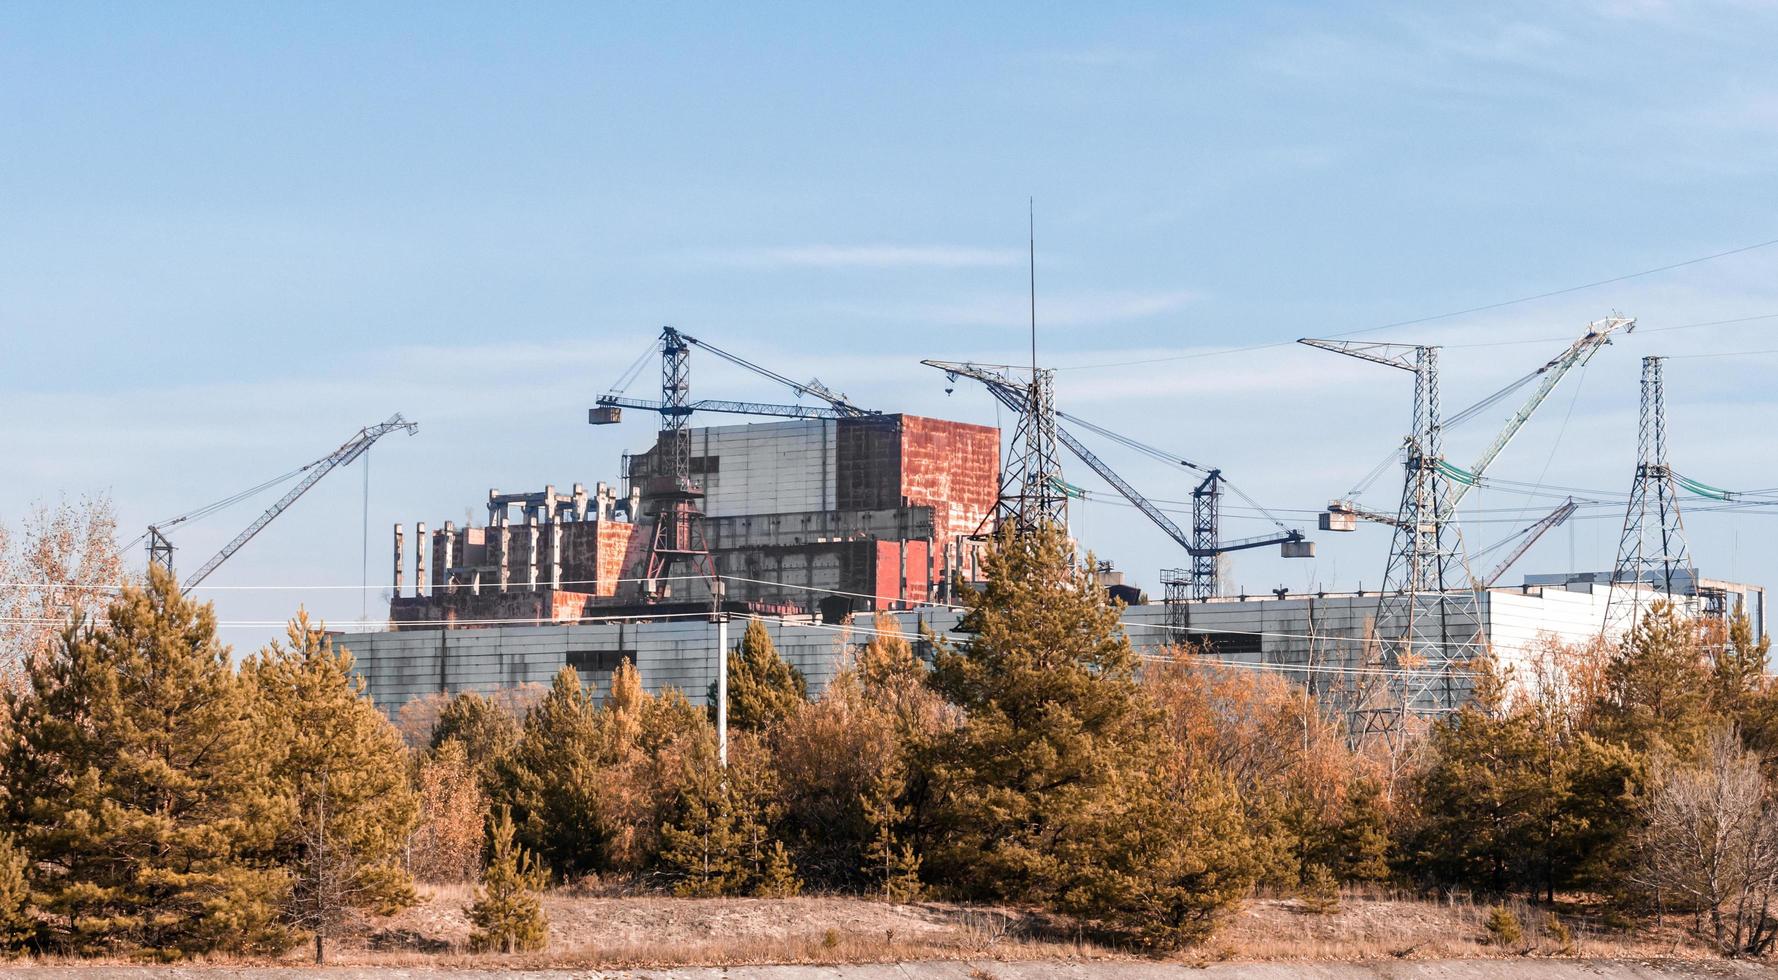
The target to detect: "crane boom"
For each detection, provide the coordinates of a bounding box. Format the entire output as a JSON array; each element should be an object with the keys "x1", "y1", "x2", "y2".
[
  {"x1": 1483, "y1": 498, "x2": 1578, "y2": 587},
  {"x1": 595, "y1": 394, "x2": 861, "y2": 422},
  {"x1": 1444, "y1": 316, "x2": 1633, "y2": 514},
  {"x1": 922, "y1": 359, "x2": 1307, "y2": 559},
  {"x1": 179, "y1": 414, "x2": 418, "y2": 591},
  {"x1": 677, "y1": 333, "x2": 879, "y2": 416}
]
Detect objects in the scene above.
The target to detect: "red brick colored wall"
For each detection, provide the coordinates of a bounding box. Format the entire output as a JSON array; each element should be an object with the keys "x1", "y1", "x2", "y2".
[
  {"x1": 596, "y1": 520, "x2": 646, "y2": 596},
  {"x1": 898, "y1": 416, "x2": 999, "y2": 547}
]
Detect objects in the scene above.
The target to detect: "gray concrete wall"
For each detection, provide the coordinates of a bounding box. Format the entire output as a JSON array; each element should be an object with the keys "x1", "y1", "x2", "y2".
[{"x1": 340, "y1": 585, "x2": 1640, "y2": 717}]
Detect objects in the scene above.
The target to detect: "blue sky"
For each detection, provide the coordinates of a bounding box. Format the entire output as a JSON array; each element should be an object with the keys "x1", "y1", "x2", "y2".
[{"x1": 6, "y1": 2, "x2": 1778, "y2": 647}]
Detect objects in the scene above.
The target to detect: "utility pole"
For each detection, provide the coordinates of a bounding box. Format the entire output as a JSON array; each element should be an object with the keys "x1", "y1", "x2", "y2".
[
  {"x1": 712, "y1": 579, "x2": 728, "y2": 767},
  {"x1": 1604, "y1": 356, "x2": 1695, "y2": 635}
]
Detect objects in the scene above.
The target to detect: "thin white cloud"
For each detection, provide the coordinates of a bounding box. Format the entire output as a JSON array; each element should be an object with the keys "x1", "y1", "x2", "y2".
[{"x1": 708, "y1": 245, "x2": 1025, "y2": 270}]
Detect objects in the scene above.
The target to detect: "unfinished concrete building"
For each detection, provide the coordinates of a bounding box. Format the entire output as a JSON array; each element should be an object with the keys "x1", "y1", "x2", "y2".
[{"x1": 388, "y1": 414, "x2": 998, "y2": 629}]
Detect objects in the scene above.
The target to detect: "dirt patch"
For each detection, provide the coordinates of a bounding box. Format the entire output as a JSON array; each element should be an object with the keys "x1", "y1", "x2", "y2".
[{"x1": 0, "y1": 886, "x2": 1743, "y2": 972}]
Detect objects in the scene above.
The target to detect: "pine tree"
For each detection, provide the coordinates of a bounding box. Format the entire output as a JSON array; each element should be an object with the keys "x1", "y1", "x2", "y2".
[
  {"x1": 247, "y1": 611, "x2": 419, "y2": 962},
  {"x1": 656, "y1": 738, "x2": 747, "y2": 896},
  {"x1": 494, "y1": 667, "x2": 607, "y2": 880},
  {"x1": 861, "y1": 758, "x2": 922, "y2": 900},
  {"x1": 466, "y1": 806, "x2": 548, "y2": 954},
  {"x1": 1, "y1": 567, "x2": 290, "y2": 958},
  {"x1": 0, "y1": 832, "x2": 32, "y2": 953},
  {"x1": 655, "y1": 731, "x2": 796, "y2": 896},
  {"x1": 920, "y1": 526, "x2": 1255, "y2": 948},
  {"x1": 711, "y1": 619, "x2": 807, "y2": 733},
  {"x1": 590, "y1": 669, "x2": 708, "y2": 877},
  {"x1": 1405, "y1": 658, "x2": 1638, "y2": 897},
  {"x1": 430, "y1": 690, "x2": 521, "y2": 790},
  {"x1": 755, "y1": 841, "x2": 803, "y2": 898},
  {"x1": 1710, "y1": 605, "x2": 1778, "y2": 761},
  {"x1": 1598, "y1": 601, "x2": 1713, "y2": 758}
]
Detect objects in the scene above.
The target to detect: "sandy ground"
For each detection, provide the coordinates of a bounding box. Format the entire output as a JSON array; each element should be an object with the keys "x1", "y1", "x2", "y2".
[
  {"x1": 0, "y1": 960, "x2": 1771, "y2": 979},
  {"x1": 0, "y1": 886, "x2": 1762, "y2": 976}
]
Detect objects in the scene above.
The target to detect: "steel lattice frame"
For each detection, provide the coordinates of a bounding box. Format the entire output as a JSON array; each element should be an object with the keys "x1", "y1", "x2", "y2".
[
  {"x1": 1604, "y1": 356, "x2": 1695, "y2": 635},
  {"x1": 642, "y1": 327, "x2": 714, "y2": 595},
  {"x1": 994, "y1": 367, "x2": 1069, "y2": 535},
  {"x1": 1297, "y1": 341, "x2": 1486, "y2": 734},
  {"x1": 1190, "y1": 471, "x2": 1221, "y2": 600}
]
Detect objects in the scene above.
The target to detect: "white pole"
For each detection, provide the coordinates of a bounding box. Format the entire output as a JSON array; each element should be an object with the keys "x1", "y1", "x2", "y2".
[{"x1": 716, "y1": 613, "x2": 729, "y2": 767}]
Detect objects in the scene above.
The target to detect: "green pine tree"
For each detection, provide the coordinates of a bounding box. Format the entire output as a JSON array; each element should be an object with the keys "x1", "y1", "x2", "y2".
[
  {"x1": 0, "y1": 832, "x2": 33, "y2": 953},
  {"x1": 246, "y1": 610, "x2": 420, "y2": 962},
  {"x1": 710, "y1": 619, "x2": 807, "y2": 733},
  {"x1": 1, "y1": 567, "x2": 290, "y2": 958},
  {"x1": 493, "y1": 667, "x2": 607, "y2": 879},
  {"x1": 430, "y1": 690, "x2": 521, "y2": 790},
  {"x1": 1597, "y1": 601, "x2": 1713, "y2": 758},
  {"x1": 656, "y1": 739, "x2": 747, "y2": 896},
  {"x1": 920, "y1": 525, "x2": 1255, "y2": 949},
  {"x1": 466, "y1": 806, "x2": 549, "y2": 954},
  {"x1": 860, "y1": 760, "x2": 922, "y2": 901}
]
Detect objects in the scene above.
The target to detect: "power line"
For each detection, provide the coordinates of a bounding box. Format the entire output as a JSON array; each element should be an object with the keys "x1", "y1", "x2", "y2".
[{"x1": 1055, "y1": 233, "x2": 1778, "y2": 372}]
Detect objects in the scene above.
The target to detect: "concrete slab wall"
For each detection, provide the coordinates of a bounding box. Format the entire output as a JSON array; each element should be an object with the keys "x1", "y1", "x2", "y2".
[{"x1": 345, "y1": 586, "x2": 1639, "y2": 717}]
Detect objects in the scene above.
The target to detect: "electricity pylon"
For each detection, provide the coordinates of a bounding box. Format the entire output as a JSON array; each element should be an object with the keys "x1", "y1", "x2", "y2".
[{"x1": 1604, "y1": 356, "x2": 1695, "y2": 635}]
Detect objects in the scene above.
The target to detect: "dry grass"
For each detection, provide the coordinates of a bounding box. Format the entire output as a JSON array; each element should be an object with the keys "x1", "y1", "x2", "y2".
[
  {"x1": 1205, "y1": 884, "x2": 1714, "y2": 965},
  {"x1": 3, "y1": 884, "x2": 1726, "y2": 969}
]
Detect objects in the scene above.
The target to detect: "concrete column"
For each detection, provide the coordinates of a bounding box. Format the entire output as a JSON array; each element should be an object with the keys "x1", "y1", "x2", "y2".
[
  {"x1": 487, "y1": 488, "x2": 502, "y2": 528},
  {"x1": 415, "y1": 523, "x2": 428, "y2": 598},
  {"x1": 543, "y1": 484, "x2": 556, "y2": 524},
  {"x1": 549, "y1": 520, "x2": 562, "y2": 591},
  {"x1": 498, "y1": 524, "x2": 511, "y2": 593},
  {"x1": 898, "y1": 539, "x2": 908, "y2": 610},
  {"x1": 392, "y1": 523, "x2": 405, "y2": 598},
  {"x1": 527, "y1": 515, "x2": 539, "y2": 592},
  {"x1": 931, "y1": 537, "x2": 945, "y2": 604},
  {"x1": 572, "y1": 483, "x2": 589, "y2": 521},
  {"x1": 442, "y1": 521, "x2": 456, "y2": 594}
]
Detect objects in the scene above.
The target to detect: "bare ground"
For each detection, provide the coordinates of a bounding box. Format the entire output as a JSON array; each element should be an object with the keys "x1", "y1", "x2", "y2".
[{"x1": 0, "y1": 884, "x2": 1764, "y2": 976}]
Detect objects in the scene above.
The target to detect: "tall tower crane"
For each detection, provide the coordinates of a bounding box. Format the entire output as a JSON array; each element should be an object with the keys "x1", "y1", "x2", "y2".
[
  {"x1": 1048, "y1": 411, "x2": 1312, "y2": 598},
  {"x1": 145, "y1": 414, "x2": 418, "y2": 594},
  {"x1": 924, "y1": 360, "x2": 1311, "y2": 597},
  {"x1": 588, "y1": 327, "x2": 888, "y2": 598}
]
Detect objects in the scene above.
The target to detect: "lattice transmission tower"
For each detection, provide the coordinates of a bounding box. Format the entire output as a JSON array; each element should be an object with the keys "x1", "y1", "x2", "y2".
[
  {"x1": 1604, "y1": 355, "x2": 1695, "y2": 635},
  {"x1": 1299, "y1": 340, "x2": 1485, "y2": 731}
]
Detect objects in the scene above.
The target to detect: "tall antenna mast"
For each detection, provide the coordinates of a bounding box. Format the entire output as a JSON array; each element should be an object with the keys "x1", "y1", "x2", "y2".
[{"x1": 1028, "y1": 197, "x2": 1037, "y2": 373}]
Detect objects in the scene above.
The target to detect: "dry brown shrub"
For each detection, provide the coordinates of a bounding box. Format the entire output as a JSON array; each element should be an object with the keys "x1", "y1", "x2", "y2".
[
  {"x1": 410, "y1": 739, "x2": 487, "y2": 883},
  {"x1": 0, "y1": 495, "x2": 126, "y2": 687}
]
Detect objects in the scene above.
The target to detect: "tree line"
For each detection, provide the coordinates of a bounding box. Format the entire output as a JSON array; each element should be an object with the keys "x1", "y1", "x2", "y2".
[{"x1": 3, "y1": 507, "x2": 1778, "y2": 959}]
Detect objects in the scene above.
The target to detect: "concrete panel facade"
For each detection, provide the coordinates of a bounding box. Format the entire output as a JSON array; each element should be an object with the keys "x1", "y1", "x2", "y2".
[{"x1": 345, "y1": 583, "x2": 1691, "y2": 716}]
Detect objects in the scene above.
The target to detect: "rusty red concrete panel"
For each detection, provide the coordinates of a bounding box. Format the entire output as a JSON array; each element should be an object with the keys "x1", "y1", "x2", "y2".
[
  {"x1": 595, "y1": 520, "x2": 646, "y2": 596},
  {"x1": 896, "y1": 415, "x2": 999, "y2": 547}
]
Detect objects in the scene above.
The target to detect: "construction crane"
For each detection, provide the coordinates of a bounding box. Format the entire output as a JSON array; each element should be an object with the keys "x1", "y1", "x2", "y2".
[
  {"x1": 1479, "y1": 497, "x2": 1578, "y2": 588},
  {"x1": 590, "y1": 327, "x2": 880, "y2": 425},
  {"x1": 1050, "y1": 410, "x2": 1313, "y2": 598},
  {"x1": 924, "y1": 360, "x2": 1311, "y2": 598},
  {"x1": 588, "y1": 327, "x2": 887, "y2": 598},
  {"x1": 145, "y1": 414, "x2": 418, "y2": 593}
]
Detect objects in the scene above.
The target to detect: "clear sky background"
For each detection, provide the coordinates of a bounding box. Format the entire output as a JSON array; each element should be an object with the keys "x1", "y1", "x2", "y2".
[{"x1": 6, "y1": 2, "x2": 1778, "y2": 650}]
